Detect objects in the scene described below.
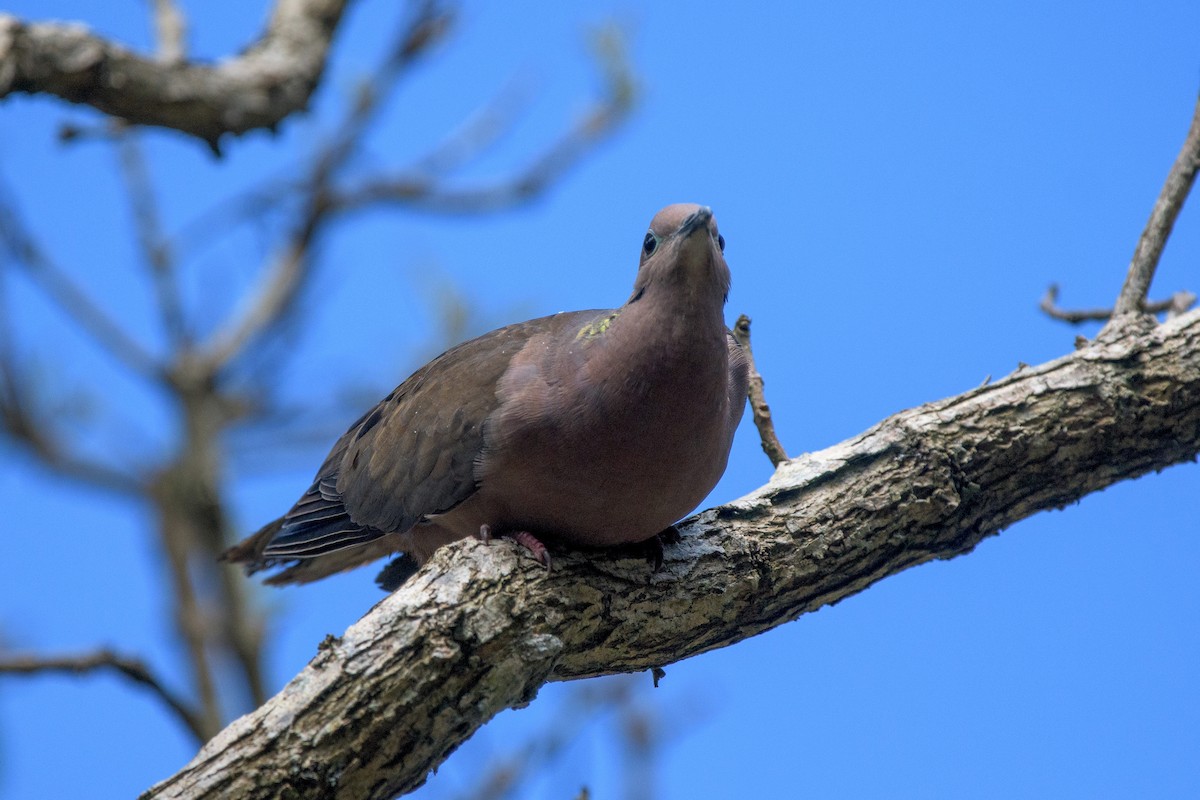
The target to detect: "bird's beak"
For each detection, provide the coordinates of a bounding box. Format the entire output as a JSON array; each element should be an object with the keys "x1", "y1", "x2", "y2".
[{"x1": 676, "y1": 206, "x2": 713, "y2": 239}]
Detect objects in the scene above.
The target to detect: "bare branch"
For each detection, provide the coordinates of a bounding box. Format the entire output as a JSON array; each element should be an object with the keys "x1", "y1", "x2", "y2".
[
  {"x1": 0, "y1": 349, "x2": 144, "y2": 496},
  {"x1": 732, "y1": 314, "x2": 788, "y2": 467},
  {"x1": 192, "y1": 200, "x2": 323, "y2": 376},
  {"x1": 316, "y1": 0, "x2": 456, "y2": 176},
  {"x1": 328, "y1": 23, "x2": 636, "y2": 215},
  {"x1": 1040, "y1": 284, "x2": 1197, "y2": 325},
  {"x1": 0, "y1": 191, "x2": 163, "y2": 380},
  {"x1": 0, "y1": 1, "x2": 351, "y2": 149},
  {"x1": 1111, "y1": 92, "x2": 1200, "y2": 317},
  {"x1": 147, "y1": 0, "x2": 187, "y2": 64},
  {"x1": 145, "y1": 310, "x2": 1200, "y2": 799},
  {"x1": 453, "y1": 677, "x2": 644, "y2": 800},
  {"x1": 189, "y1": 3, "x2": 458, "y2": 376},
  {"x1": 0, "y1": 648, "x2": 207, "y2": 743},
  {"x1": 407, "y1": 78, "x2": 530, "y2": 177},
  {"x1": 116, "y1": 129, "x2": 190, "y2": 348}
]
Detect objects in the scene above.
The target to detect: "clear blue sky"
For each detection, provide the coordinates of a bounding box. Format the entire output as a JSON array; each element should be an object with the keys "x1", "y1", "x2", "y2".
[{"x1": 2, "y1": 1, "x2": 1198, "y2": 798}]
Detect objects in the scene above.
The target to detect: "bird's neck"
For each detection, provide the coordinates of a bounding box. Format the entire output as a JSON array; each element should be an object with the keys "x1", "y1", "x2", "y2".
[{"x1": 598, "y1": 281, "x2": 730, "y2": 378}]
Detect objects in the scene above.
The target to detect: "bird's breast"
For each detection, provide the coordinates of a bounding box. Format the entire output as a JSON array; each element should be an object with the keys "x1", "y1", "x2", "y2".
[{"x1": 474, "y1": 314, "x2": 737, "y2": 547}]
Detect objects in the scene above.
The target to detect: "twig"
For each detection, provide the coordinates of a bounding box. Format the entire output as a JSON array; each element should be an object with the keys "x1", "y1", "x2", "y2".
[
  {"x1": 147, "y1": 0, "x2": 187, "y2": 64},
  {"x1": 1111, "y1": 92, "x2": 1200, "y2": 317},
  {"x1": 0, "y1": 649, "x2": 208, "y2": 743},
  {"x1": 0, "y1": 190, "x2": 163, "y2": 380},
  {"x1": 453, "y1": 677, "x2": 645, "y2": 800},
  {"x1": 327, "y1": 22, "x2": 636, "y2": 215},
  {"x1": 406, "y1": 77, "x2": 531, "y2": 177},
  {"x1": 117, "y1": 129, "x2": 190, "y2": 348},
  {"x1": 1041, "y1": 284, "x2": 1197, "y2": 325},
  {"x1": 194, "y1": 197, "x2": 323, "y2": 374},
  {"x1": 732, "y1": 314, "x2": 788, "y2": 467},
  {"x1": 316, "y1": 0, "x2": 455, "y2": 176},
  {"x1": 0, "y1": 345, "x2": 144, "y2": 496},
  {"x1": 194, "y1": 3, "x2": 456, "y2": 376}
]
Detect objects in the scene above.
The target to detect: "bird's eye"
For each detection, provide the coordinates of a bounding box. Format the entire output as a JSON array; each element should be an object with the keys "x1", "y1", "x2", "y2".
[
  {"x1": 643, "y1": 231, "x2": 658, "y2": 255},
  {"x1": 717, "y1": 234, "x2": 726, "y2": 253}
]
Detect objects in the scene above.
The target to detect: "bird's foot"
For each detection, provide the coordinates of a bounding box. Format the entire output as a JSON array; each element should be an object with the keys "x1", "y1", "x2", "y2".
[
  {"x1": 643, "y1": 525, "x2": 682, "y2": 571},
  {"x1": 657, "y1": 524, "x2": 683, "y2": 546},
  {"x1": 476, "y1": 524, "x2": 551, "y2": 569},
  {"x1": 375, "y1": 553, "x2": 421, "y2": 592},
  {"x1": 511, "y1": 531, "x2": 551, "y2": 569},
  {"x1": 615, "y1": 525, "x2": 682, "y2": 572}
]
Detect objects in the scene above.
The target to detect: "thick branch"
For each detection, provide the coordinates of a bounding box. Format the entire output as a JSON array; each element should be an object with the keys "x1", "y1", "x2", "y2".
[
  {"x1": 145, "y1": 309, "x2": 1200, "y2": 799},
  {"x1": 0, "y1": 0, "x2": 350, "y2": 148}
]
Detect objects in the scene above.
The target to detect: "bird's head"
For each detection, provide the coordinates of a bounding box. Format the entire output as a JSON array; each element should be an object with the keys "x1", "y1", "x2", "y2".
[{"x1": 628, "y1": 203, "x2": 731, "y2": 306}]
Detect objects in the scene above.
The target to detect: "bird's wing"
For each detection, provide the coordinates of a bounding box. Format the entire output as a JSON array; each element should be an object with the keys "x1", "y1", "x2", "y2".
[
  {"x1": 726, "y1": 330, "x2": 750, "y2": 432},
  {"x1": 257, "y1": 310, "x2": 604, "y2": 561}
]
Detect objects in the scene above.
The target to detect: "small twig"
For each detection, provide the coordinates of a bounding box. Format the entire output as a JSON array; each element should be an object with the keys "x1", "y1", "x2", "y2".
[
  {"x1": 0, "y1": 190, "x2": 163, "y2": 380},
  {"x1": 317, "y1": 1, "x2": 455, "y2": 176},
  {"x1": 328, "y1": 23, "x2": 636, "y2": 215},
  {"x1": 452, "y1": 676, "x2": 646, "y2": 800},
  {"x1": 194, "y1": 3, "x2": 455, "y2": 377},
  {"x1": 117, "y1": 129, "x2": 190, "y2": 348},
  {"x1": 732, "y1": 314, "x2": 788, "y2": 467},
  {"x1": 147, "y1": 0, "x2": 188, "y2": 64},
  {"x1": 406, "y1": 76, "x2": 531, "y2": 177},
  {"x1": 0, "y1": 649, "x2": 207, "y2": 743},
  {"x1": 1111, "y1": 92, "x2": 1200, "y2": 317},
  {"x1": 0, "y1": 346, "x2": 144, "y2": 496},
  {"x1": 1041, "y1": 284, "x2": 1197, "y2": 325},
  {"x1": 194, "y1": 199, "x2": 323, "y2": 374}
]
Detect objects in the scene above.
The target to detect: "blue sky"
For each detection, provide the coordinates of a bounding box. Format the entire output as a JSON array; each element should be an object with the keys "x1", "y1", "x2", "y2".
[{"x1": 1, "y1": 1, "x2": 1198, "y2": 798}]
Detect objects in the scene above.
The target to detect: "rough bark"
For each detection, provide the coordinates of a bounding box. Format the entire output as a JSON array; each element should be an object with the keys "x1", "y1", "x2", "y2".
[
  {"x1": 142, "y1": 309, "x2": 1200, "y2": 799},
  {"x1": 0, "y1": 0, "x2": 349, "y2": 148}
]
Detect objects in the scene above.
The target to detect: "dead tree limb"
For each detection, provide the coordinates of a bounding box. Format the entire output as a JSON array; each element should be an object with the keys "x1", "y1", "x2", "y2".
[{"x1": 0, "y1": 0, "x2": 353, "y2": 149}]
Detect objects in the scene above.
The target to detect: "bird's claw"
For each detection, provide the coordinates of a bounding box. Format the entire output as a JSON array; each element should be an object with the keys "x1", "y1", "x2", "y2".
[
  {"x1": 478, "y1": 524, "x2": 550, "y2": 569},
  {"x1": 511, "y1": 530, "x2": 551, "y2": 570}
]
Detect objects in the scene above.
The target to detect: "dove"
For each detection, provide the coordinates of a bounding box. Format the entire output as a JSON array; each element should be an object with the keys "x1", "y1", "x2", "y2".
[{"x1": 224, "y1": 204, "x2": 748, "y2": 589}]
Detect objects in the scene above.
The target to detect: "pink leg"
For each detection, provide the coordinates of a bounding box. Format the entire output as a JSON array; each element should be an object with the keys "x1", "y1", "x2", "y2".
[
  {"x1": 476, "y1": 524, "x2": 550, "y2": 569},
  {"x1": 511, "y1": 531, "x2": 551, "y2": 569}
]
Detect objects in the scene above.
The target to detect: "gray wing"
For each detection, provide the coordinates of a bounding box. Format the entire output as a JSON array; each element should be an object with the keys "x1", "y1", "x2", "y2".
[
  {"x1": 725, "y1": 329, "x2": 750, "y2": 435},
  {"x1": 229, "y1": 310, "x2": 605, "y2": 577}
]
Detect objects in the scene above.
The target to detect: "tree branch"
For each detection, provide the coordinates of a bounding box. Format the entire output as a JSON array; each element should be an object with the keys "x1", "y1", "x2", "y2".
[
  {"x1": 1040, "y1": 283, "x2": 1196, "y2": 324},
  {"x1": 147, "y1": 0, "x2": 188, "y2": 64},
  {"x1": 732, "y1": 314, "x2": 788, "y2": 467},
  {"x1": 327, "y1": 22, "x2": 636, "y2": 215},
  {"x1": 1111, "y1": 92, "x2": 1200, "y2": 317},
  {"x1": 0, "y1": 190, "x2": 163, "y2": 381},
  {"x1": 0, "y1": 345, "x2": 144, "y2": 497},
  {"x1": 188, "y1": 2, "x2": 456, "y2": 377},
  {"x1": 144, "y1": 308, "x2": 1200, "y2": 800},
  {"x1": 0, "y1": 648, "x2": 208, "y2": 743},
  {"x1": 0, "y1": 0, "x2": 351, "y2": 149},
  {"x1": 117, "y1": 129, "x2": 191, "y2": 349}
]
